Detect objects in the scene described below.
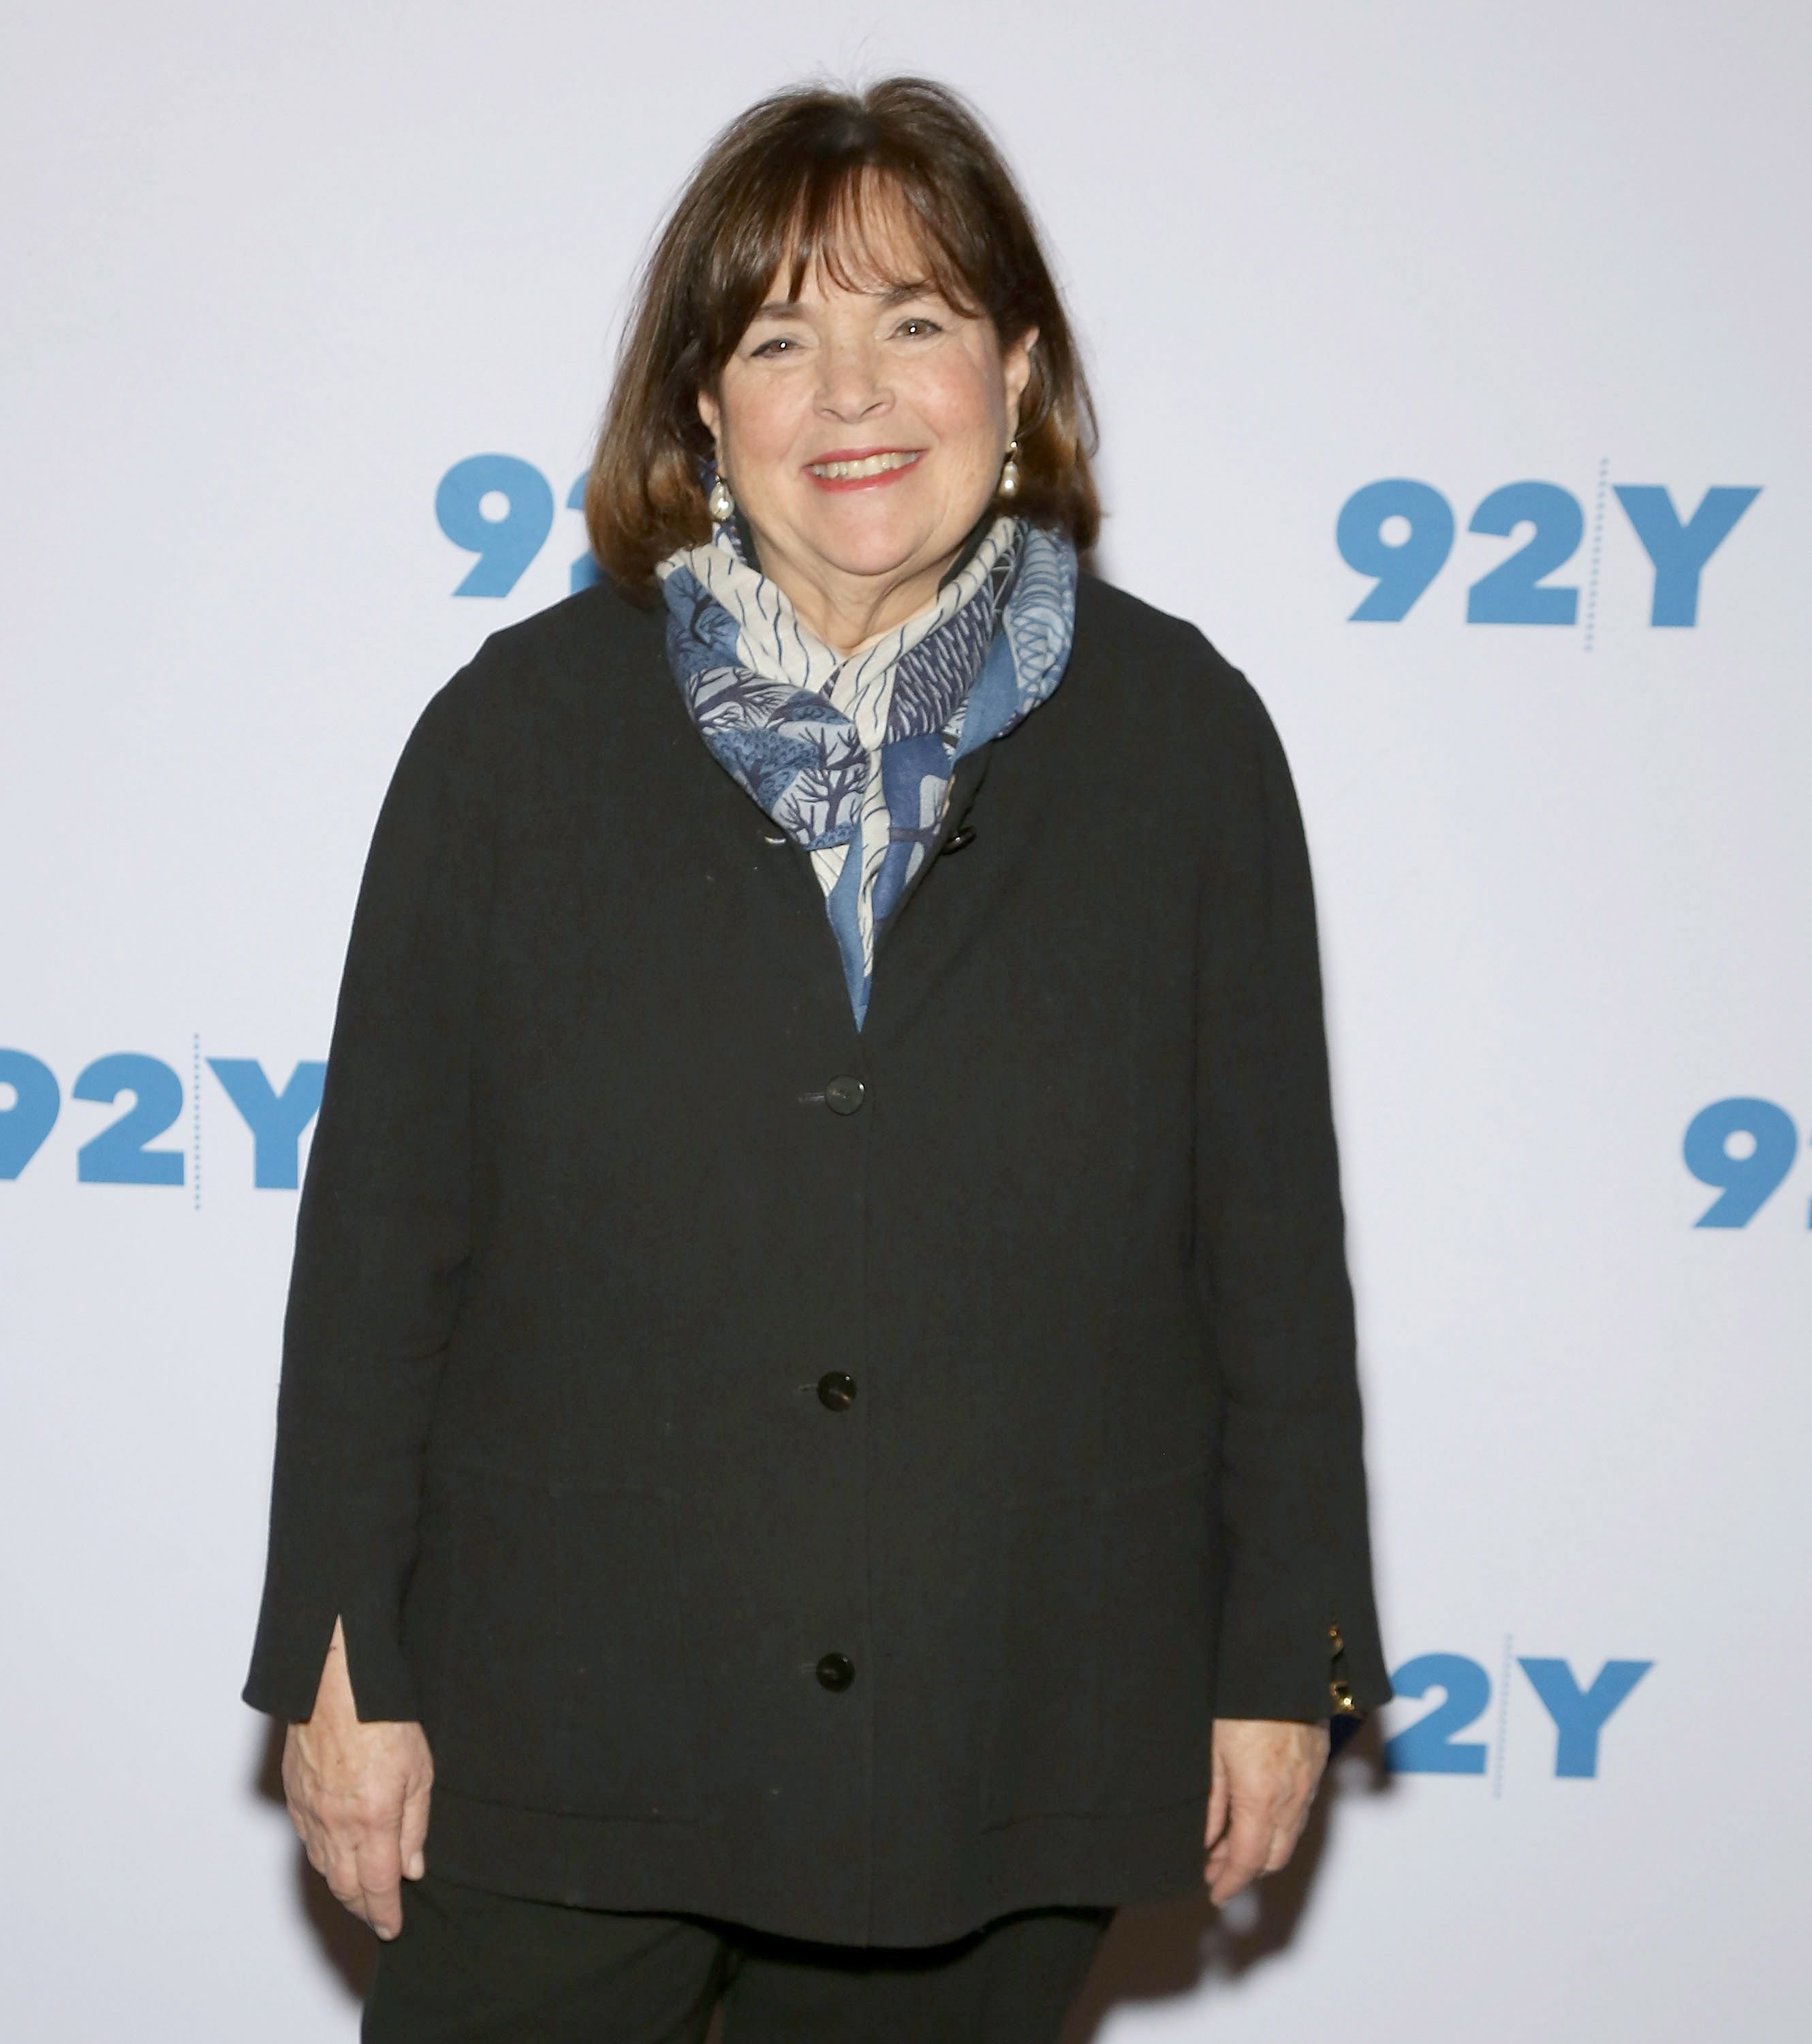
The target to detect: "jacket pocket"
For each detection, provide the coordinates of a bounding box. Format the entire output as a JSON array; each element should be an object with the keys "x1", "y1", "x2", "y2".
[
  {"x1": 420, "y1": 1460, "x2": 699, "y2": 1823},
  {"x1": 981, "y1": 1464, "x2": 1212, "y2": 1829}
]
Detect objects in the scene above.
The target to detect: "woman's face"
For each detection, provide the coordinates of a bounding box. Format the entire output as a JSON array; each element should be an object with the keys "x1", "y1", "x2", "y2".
[{"x1": 698, "y1": 215, "x2": 1033, "y2": 636}]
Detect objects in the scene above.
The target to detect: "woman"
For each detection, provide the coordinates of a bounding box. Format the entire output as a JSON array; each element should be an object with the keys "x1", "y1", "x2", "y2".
[{"x1": 247, "y1": 77, "x2": 1390, "y2": 2043}]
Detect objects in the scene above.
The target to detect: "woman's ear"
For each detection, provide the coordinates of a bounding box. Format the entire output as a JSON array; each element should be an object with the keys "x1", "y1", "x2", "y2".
[
  {"x1": 1002, "y1": 327, "x2": 1038, "y2": 435},
  {"x1": 697, "y1": 386, "x2": 722, "y2": 442}
]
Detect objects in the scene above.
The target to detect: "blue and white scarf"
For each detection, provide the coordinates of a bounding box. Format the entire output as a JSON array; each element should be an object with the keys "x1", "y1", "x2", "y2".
[{"x1": 656, "y1": 512, "x2": 1077, "y2": 1024}]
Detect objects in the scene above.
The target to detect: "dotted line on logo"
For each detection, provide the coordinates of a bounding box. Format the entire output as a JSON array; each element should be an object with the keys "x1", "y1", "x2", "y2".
[
  {"x1": 1583, "y1": 456, "x2": 1609, "y2": 652},
  {"x1": 191, "y1": 1032, "x2": 202, "y2": 1211},
  {"x1": 1492, "y1": 1630, "x2": 1514, "y2": 1799}
]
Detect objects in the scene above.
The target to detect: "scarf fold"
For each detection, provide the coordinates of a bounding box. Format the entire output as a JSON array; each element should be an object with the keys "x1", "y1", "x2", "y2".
[{"x1": 657, "y1": 512, "x2": 1077, "y2": 1025}]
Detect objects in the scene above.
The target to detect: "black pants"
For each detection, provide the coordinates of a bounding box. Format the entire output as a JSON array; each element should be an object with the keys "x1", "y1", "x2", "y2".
[{"x1": 364, "y1": 1874, "x2": 1113, "y2": 2044}]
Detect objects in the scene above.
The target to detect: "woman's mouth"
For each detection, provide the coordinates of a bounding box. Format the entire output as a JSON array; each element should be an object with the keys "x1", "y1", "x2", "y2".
[{"x1": 805, "y1": 449, "x2": 924, "y2": 490}]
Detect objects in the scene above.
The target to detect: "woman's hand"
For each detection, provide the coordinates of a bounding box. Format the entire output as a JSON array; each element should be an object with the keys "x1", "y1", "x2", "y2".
[
  {"x1": 1202, "y1": 1716, "x2": 1330, "y2": 1906},
  {"x1": 281, "y1": 1617, "x2": 434, "y2": 1940}
]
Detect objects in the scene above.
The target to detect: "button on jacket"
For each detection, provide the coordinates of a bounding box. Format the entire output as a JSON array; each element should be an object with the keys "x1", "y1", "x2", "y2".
[{"x1": 243, "y1": 570, "x2": 1392, "y2": 1947}]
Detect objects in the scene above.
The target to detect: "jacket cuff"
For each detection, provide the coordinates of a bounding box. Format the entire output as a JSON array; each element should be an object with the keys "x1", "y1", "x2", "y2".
[
  {"x1": 1212, "y1": 1566, "x2": 1392, "y2": 1721},
  {"x1": 243, "y1": 1575, "x2": 422, "y2": 1723}
]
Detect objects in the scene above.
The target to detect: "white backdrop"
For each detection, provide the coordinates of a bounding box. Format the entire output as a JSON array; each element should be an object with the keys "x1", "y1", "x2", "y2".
[{"x1": 3, "y1": 3, "x2": 1807, "y2": 2037}]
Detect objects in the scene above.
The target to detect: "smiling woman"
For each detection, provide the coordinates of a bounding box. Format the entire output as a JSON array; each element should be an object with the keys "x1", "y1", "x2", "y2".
[
  {"x1": 247, "y1": 74, "x2": 1390, "y2": 2044},
  {"x1": 586, "y1": 78, "x2": 1097, "y2": 616}
]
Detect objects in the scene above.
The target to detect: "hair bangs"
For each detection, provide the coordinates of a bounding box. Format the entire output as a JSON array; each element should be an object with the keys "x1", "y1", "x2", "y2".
[{"x1": 775, "y1": 165, "x2": 986, "y2": 321}]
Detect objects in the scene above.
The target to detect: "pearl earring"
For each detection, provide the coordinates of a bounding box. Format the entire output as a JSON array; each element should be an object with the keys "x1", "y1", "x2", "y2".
[
  {"x1": 707, "y1": 470, "x2": 735, "y2": 523},
  {"x1": 998, "y1": 439, "x2": 1021, "y2": 500}
]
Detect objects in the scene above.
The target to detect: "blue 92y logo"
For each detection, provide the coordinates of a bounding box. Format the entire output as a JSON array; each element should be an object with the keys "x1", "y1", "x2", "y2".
[
  {"x1": 1337, "y1": 478, "x2": 1758, "y2": 625},
  {"x1": 0, "y1": 1049, "x2": 323, "y2": 1191},
  {"x1": 1386, "y1": 1650, "x2": 1651, "y2": 1780},
  {"x1": 436, "y1": 456, "x2": 599, "y2": 596}
]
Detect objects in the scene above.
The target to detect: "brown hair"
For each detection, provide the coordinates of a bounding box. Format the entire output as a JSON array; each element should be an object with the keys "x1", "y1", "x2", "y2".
[{"x1": 585, "y1": 77, "x2": 1100, "y2": 598}]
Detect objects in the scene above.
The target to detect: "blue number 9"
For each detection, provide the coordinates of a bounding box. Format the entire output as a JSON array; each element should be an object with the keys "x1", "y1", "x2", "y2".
[
  {"x1": 435, "y1": 455, "x2": 554, "y2": 597},
  {"x1": 1336, "y1": 480, "x2": 1455, "y2": 621},
  {"x1": 1683, "y1": 1098, "x2": 1798, "y2": 1226},
  {"x1": 0, "y1": 1049, "x2": 60, "y2": 1179}
]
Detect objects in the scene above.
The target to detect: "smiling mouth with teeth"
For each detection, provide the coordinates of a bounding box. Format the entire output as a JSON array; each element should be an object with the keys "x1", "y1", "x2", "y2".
[{"x1": 806, "y1": 450, "x2": 924, "y2": 484}]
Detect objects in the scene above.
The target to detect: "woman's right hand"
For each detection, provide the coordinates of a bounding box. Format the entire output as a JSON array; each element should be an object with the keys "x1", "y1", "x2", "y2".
[{"x1": 281, "y1": 1617, "x2": 434, "y2": 1940}]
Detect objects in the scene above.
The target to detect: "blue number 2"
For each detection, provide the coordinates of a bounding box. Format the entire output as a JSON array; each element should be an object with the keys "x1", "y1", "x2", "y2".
[
  {"x1": 1384, "y1": 1652, "x2": 1490, "y2": 1774},
  {"x1": 1466, "y1": 482, "x2": 1582, "y2": 624},
  {"x1": 72, "y1": 1053, "x2": 185, "y2": 1186}
]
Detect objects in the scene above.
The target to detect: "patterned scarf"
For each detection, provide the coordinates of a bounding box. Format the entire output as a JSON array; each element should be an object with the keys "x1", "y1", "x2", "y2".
[{"x1": 656, "y1": 511, "x2": 1077, "y2": 1024}]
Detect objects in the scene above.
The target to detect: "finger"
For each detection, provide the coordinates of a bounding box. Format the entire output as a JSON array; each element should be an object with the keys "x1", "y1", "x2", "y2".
[
  {"x1": 322, "y1": 1845, "x2": 369, "y2": 1923},
  {"x1": 1205, "y1": 1761, "x2": 1228, "y2": 1850},
  {"x1": 399, "y1": 1774, "x2": 432, "y2": 1883},
  {"x1": 1204, "y1": 1841, "x2": 1245, "y2": 1898},
  {"x1": 1208, "y1": 1851, "x2": 1266, "y2": 1907},
  {"x1": 1207, "y1": 1804, "x2": 1271, "y2": 1906},
  {"x1": 1210, "y1": 1853, "x2": 1269, "y2": 1906},
  {"x1": 356, "y1": 1830, "x2": 406, "y2": 1941}
]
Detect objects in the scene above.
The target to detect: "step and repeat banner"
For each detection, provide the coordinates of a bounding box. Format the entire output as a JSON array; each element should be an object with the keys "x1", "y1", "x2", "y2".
[{"x1": 2, "y1": 3, "x2": 1805, "y2": 2038}]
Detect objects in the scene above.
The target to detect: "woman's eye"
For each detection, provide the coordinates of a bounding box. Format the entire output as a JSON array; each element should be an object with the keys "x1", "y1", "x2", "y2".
[
  {"x1": 896, "y1": 318, "x2": 942, "y2": 338},
  {"x1": 750, "y1": 337, "x2": 795, "y2": 358}
]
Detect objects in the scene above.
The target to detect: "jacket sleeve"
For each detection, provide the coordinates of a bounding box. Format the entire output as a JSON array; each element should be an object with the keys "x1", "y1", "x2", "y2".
[
  {"x1": 243, "y1": 666, "x2": 494, "y2": 1722},
  {"x1": 1194, "y1": 657, "x2": 1392, "y2": 1721}
]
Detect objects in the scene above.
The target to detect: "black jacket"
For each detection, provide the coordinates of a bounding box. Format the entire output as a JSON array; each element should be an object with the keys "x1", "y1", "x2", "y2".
[{"x1": 245, "y1": 570, "x2": 1390, "y2": 1946}]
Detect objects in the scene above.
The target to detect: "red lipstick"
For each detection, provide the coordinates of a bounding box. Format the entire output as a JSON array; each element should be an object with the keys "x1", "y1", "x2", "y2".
[{"x1": 803, "y1": 447, "x2": 925, "y2": 493}]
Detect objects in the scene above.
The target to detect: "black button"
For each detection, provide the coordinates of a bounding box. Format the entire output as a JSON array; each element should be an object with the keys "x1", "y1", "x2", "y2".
[
  {"x1": 943, "y1": 823, "x2": 976, "y2": 854},
  {"x1": 817, "y1": 1372, "x2": 856, "y2": 1411},
  {"x1": 824, "y1": 1075, "x2": 866, "y2": 1115},
  {"x1": 816, "y1": 1652, "x2": 856, "y2": 1692},
  {"x1": 760, "y1": 829, "x2": 789, "y2": 846}
]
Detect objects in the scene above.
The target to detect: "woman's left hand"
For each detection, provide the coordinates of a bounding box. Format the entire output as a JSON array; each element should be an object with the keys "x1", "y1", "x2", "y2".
[{"x1": 1203, "y1": 1716, "x2": 1330, "y2": 1905}]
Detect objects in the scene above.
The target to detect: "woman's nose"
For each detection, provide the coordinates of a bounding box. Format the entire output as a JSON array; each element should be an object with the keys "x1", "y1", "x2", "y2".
[{"x1": 815, "y1": 339, "x2": 889, "y2": 420}]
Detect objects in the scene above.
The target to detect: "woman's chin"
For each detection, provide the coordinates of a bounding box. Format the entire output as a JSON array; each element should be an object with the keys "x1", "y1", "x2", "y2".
[{"x1": 794, "y1": 510, "x2": 967, "y2": 585}]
